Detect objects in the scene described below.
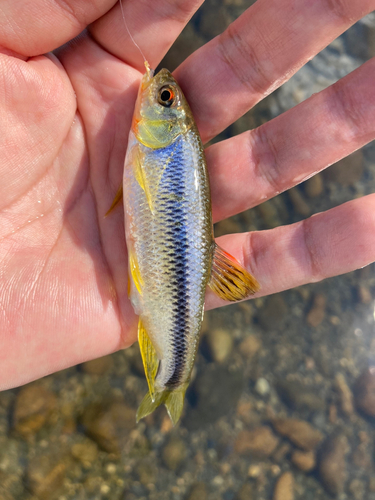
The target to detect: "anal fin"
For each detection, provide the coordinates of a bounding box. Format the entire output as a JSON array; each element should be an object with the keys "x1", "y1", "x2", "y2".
[
  {"x1": 138, "y1": 319, "x2": 159, "y2": 401},
  {"x1": 209, "y1": 243, "x2": 260, "y2": 302}
]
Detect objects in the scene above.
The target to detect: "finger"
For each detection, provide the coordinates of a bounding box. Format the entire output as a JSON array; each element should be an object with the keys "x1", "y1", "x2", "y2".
[
  {"x1": 0, "y1": 0, "x2": 117, "y2": 56},
  {"x1": 89, "y1": 0, "x2": 204, "y2": 71},
  {"x1": 206, "y1": 57, "x2": 375, "y2": 222},
  {"x1": 174, "y1": 0, "x2": 375, "y2": 143},
  {"x1": 206, "y1": 194, "x2": 375, "y2": 310}
]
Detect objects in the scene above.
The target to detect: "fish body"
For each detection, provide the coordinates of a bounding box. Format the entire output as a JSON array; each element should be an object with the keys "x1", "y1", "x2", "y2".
[{"x1": 122, "y1": 66, "x2": 259, "y2": 424}]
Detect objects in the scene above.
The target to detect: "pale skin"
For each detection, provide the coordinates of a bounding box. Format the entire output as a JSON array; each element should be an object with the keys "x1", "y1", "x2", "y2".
[{"x1": 0, "y1": 0, "x2": 375, "y2": 390}]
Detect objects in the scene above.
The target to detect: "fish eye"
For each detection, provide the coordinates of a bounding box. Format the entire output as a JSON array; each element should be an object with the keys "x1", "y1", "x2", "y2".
[{"x1": 158, "y1": 86, "x2": 175, "y2": 107}]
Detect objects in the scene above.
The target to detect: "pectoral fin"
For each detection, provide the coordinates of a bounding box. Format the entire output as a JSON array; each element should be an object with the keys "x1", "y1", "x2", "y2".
[
  {"x1": 138, "y1": 319, "x2": 159, "y2": 401},
  {"x1": 105, "y1": 184, "x2": 123, "y2": 217},
  {"x1": 129, "y1": 250, "x2": 144, "y2": 295},
  {"x1": 133, "y1": 149, "x2": 155, "y2": 214},
  {"x1": 209, "y1": 243, "x2": 260, "y2": 301}
]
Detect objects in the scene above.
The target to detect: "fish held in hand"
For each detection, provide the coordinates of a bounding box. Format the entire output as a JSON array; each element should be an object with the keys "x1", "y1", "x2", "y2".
[{"x1": 121, "y1": 64, "x2": 260, "y2": 425}]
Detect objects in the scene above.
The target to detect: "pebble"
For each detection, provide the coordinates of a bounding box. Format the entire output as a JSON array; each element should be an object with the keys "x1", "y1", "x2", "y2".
[
  {"x1": 205, "y1": 328, "x2": 233, "y2": 363},
  {"x1": 186, "y1": 482, "x2": 208, "y2": 500},
  {"x1": 161, "y1": 438, "x2": 187, "y2": 471},
  {"x1": 304, "y1": 173, "x2": 323, "y2": 198},
  {"x1": 234, "y1": 427, "x2": 279, "y2": 457},
  {"x1": 81, "y1": 401, "x2": 136, "y2": 454},
  {"x1": 306, "y1": 294, "x2": 326, "y2": 327},
  {"x1": 354, "y1": 368, "x2": 375, "y2": 417},
  {"x1": 323, "y1": 150, "x2": 364, "y2": 186},
  {"x1": 273, "y1": 472, "x2": 294, "y2": 500},
  {"x1": 258, "y1": 295, "x2": 288, "y2": 330},
  {"x1": 13, "y1": 384, "x2": 56, "y2": 438},
  {"x1": 349, "y1": 479, "x2": 366, "y2": 500},
  {"x1": 288, "y1": 187, "x2": 311, "y2": 217},
  {"x1": 239, "y1": 335, "x2": 262, "y2": 359},
  {"x1": 272, "y1": 418, "x2": 323, "y2": 450},
  {"x1": 26, "y1": 454, "x2": 67, "y2": 499},
  {"x1": 335, "y1": 373, "x2": 354, "y2": 416},
  {"x1": 276, "y1": 380, "x2": 325, "y2": 411},
  {"x1": 236, "y1": 482, "x2": 253, "y2": 500},
  {"x1": 257, "y1": 200, "x2": 280, "y2": 228},
  {"x1": 71, "y1": 439, "x2": 99, "y2": 466},
  {"x1": 291, "y1": 450, "x2": 316, "y2": 472},
  {"x1": 254, "y1": 378, "x2": 270, "y2": 396},
  {"x1": 81, "y1": 355, "x2": 113, "y2": 375},
  {"x1": 318, "y1": 433, "x2": 348, "y2": 496}
]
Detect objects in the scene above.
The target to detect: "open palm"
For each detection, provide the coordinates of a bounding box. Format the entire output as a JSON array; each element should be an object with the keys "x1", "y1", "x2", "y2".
[{"x1": 1, "y1": 0, "x2": 375, "y2": 390}]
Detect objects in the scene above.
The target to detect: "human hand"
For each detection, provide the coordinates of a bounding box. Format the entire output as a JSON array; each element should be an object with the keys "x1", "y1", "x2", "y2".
[{"x1": 0, "y1": 0, "x2": 374, "y2": 389}]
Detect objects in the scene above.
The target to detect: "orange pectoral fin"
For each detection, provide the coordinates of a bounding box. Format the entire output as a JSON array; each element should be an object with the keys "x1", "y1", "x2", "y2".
[{"x1": 209, "y1": 243, "x2": 260, "y2": 302}]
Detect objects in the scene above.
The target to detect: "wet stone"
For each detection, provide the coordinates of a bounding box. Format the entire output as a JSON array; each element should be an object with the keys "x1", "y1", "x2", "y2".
[
  {"x1": 186, "y1": 482, "x2": 208, "y2": 500},
  {"x1": 272, "y1": 418, "x2": 323, "y2": 451},
  {"x1": 304, "y1": 173, "x2": 323, "y2": 198},
  {"x1": 335, "y1": 373, "x2": 354, "y2": 416},
  {"x1": 239, "y1": 335, "x2": 261, "y2": 359},
  {"x1": 323, "y1": 150, "x2": 364, "y2": 186},
  {"x1": 71, "y1": 439, "x2": 99, "y2": 466},
  {"x1": 26, "y1": 454, "x2": 67, "y2": 500},
  {"x1": 185, "y1": 365, "x2": 244, "y2": 428},
  {"x1": 289, "y1": 187, "x2": 311, "y2": 217},
  {"x1": 258, "y1": 295, "x2": 288, "y2": 331},
  {"x1": 291, "y1": 450, "x2": 316, "y2": 472},
  {"x1": 273, "y1": 471, "x2": 294, "y2": 500},
  {"x1": 162, "y1": 437, "x2": 187, "y2": 471},
  {"x1": 318, "y1": 433, "x2": 348, "y2": 496},
  {"x1": 205, "y1": 328, "x2": 233, "y2": 363},
  {"x1": 354, "y1": 368, "x2": 375, "y2": 417},
  {"x1": 235, "y1": 482, "x2": 253, "y2": 500},
  {"x1": 13, "y1": 384, "x2": 56, "y2": 438},
  {"x1": 276, "y1": 380, "x2": 325, "y2": 411},
  {"x1": 306, "y1": 294, "x2": 326, "y2": 327},
  {"x1": 81, "y1": 401, "x2": 136, "y2": 454},
  {"x1": 81, "y1": 355, "x2": 114, "y2": 375},
  {"x1": 234, "y1": 427, "x2": 279, "y2": 458}
]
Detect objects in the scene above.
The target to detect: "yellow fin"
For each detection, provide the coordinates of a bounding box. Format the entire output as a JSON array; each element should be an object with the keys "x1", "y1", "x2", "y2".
[
  {"x1": 105, "y1": 184, "x2": 123, "y2": 217},
  {"x1": 136, "y1": 391, "x2": 166, "y2": 423},
  {"x1": 129, "y1": 250, "x2": 144, "y2": 295},
  {"x1": 209, "y1": 243, "x2": 260, "y2": 301},
  {"x1": 136, "y1": 387, "x2": 187, "y2": 425},
  {"x1": 138, "y1": 319, "x2": 159, "y2": 401},
  {"x1": 133, "y1": 149, "x2": 155, "y2": 214}
]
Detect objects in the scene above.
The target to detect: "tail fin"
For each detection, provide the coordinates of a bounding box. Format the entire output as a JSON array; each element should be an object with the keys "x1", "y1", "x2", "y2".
[{"x1": 136, "y1": 387, "x2": 187, "y2": 425}]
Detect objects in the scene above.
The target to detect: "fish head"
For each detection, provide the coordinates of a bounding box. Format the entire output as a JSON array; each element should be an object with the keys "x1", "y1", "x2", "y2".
[{"x1": 132, "y1": 68, "x2": 194, "y2": 149}]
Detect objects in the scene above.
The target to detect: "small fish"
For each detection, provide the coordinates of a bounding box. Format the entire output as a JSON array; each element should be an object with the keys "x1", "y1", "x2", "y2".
[{"x1": 115, "y1": 63, "x2": 260, "y2": 425}]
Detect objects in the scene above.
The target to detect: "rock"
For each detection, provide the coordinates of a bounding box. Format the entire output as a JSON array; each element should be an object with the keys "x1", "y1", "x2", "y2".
[
  {"x1": 354, "y1": 368, "x2": 375, "y2": 417},
  {"x1": 306, "y1": 294, "x2": 326, "y2": 327},
  {"x1": 205, "y1": 328, "x2": 233, "y2": 363},
  {"x1": 186, "y1": 365, "x2": 244, "y2": 428},
  {"x1": 186, "y1": 482, "x2": 208, "y2": 500},
  {"x1": 272, "y1": 418, "x2": 323, "y2": 451},
  {"x1": 323, "y1": 150, "x2": 364, "y2": 186},
  {"x1": 81, "y1": 355, "x2": 113, "y2": 375},
  {"x1": 349, "y1": 479, "x2": 366, "y2": 500},
  {"x1": 289, "y1": 187, "x2": 311, "y2": 217},
  {"x1": 13, "y1": 384, "x2": 56, "y2": 437},
  {"x1": 81, "y1": 401, "x2": 136, "y2": 454},
  {"x1": 273, "y1": 472, "x2": 294, "y2": 500},
  {"x1": 239, "y1": 335, "x2": 261, "y2": 359},
  {"x1": 304, "y1": 173, "x2": 323, "y2": 198},
  {"x1": 136, "y1": 462, "x2": 157, "y2": 485},
  {"x1": 276, "y1": 380, "x2": 325, "y2": 411},
  {"x1": 234, "y1": 427, "x2": 279, "y2": 458},
  {"x1": 255, "y1": 378, "x2": 270, "y2": 396},
  {"x1": 291, "y1": 450, "x2": 316, "y2": 472},
  {"x1": 318, "y1": 433, "x2": 348, "y2": 496},
  {"x1": 257, "y1": 200, "x2": 280, "y2": 228},
  {"x1": 71, "y1": 439, "x2": 99, "y2": 466},
  {"x1": 335, "y1": 373, "x2": 354, "y2": 416},
  {"x1": 162, "y1": 438, "x2": 187, "y2": 471},
  {"x1": 258, "y1": 295, "x2": 288, "y2": 330},
  {"x1": 26, "y1": 454, "x2": 67, "y2": 500},
  {"x1": 236, "y1": 482, "x2": 253, "y2": 500},
  {"x1": 358, "y1": 285, "x2": 372, "y2": 304}
]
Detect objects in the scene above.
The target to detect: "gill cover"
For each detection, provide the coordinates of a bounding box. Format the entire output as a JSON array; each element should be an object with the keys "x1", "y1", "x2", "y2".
[{"x1": 132, "y1": 69, "x2": 194, "y2": 149}]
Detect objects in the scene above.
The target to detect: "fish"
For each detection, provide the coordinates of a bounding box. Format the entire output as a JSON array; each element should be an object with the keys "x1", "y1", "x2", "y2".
[{"x1": 115, "y1": 62, "x2": 260, "y2": 425}]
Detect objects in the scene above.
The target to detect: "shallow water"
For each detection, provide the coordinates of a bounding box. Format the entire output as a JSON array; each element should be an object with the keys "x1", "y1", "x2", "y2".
[{"x1": 1, "y1": 3, "x2": 375, "y2": 500}]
